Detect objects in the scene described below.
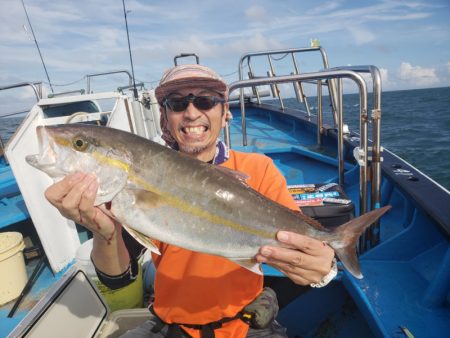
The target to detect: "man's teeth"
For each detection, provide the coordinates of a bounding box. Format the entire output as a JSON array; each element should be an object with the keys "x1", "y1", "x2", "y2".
[{"x1": 184, "y1": 126, "x2": 206, "y2": 134}]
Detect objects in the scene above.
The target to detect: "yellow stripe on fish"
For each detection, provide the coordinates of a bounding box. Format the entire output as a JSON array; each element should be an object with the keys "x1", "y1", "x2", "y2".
[
  {"x1": 90, "y1": 149, "x2": 275, "y2": 239},
  {"x1": 132, "y1": 174, "x2": 276, "y2": 239}
]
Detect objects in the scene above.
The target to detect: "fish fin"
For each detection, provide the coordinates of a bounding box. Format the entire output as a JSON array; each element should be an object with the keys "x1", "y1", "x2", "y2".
[
  {"x1": 230, "y1": 258, "x2": 263, "y2": 275},
  {"x1": 215, "y1": 166, "x2": 250, "y2": 184},
  {"x1": 122, "y1": 223, "x2": 161, "y2": 255},
  {"x1": 329, "y1": 205, "x2": 391, "y2": 279}
]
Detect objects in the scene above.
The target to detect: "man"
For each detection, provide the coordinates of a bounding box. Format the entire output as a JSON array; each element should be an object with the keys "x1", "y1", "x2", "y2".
[{"x1": 45, "y1": 64, "x2": 335, "y2": 337}]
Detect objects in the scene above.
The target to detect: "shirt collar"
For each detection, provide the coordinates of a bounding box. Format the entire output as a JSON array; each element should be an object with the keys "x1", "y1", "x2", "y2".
[{"x1": 168, "y1": 139, "x2": 229, "y2": 165}]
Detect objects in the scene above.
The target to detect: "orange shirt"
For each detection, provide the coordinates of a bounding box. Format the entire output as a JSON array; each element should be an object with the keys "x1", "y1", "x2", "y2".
[{"x1": 151, "y1": 150, "x2": 298, "y2": 337}]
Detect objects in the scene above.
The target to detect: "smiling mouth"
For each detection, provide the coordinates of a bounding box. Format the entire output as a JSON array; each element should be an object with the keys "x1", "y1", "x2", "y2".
[{"x1": 182, "y1": 126, "x2": 208, "y2": 135}]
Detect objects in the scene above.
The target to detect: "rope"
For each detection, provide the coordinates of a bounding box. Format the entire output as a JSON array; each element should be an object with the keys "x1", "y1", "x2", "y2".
[
  {"x1": 42, "y1": 76, "x2": 86, "y2": 87},
  {"x1": 270, "y1": 53, "x2": 289, "y2": 61}
]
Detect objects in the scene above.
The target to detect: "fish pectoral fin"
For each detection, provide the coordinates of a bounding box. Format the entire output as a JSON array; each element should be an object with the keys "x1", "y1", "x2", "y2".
[
  {"x1": 230, "y1": 258, "x2": 263, "y2": 275},
  {"x1": 122, "y1": 224, "x2": 161, "y2": 255},
  {"x1": 215, "y1": 166, "x2": 250, "y2": 184}
]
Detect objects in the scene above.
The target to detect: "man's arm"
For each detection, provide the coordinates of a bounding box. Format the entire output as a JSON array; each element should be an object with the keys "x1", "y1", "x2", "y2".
[
  {"x1": 45, "y1": 172, "x2": 130, "y2": 276},
  {"x1": 254, "y1": 159, "x2": 336, "y2": 286}
]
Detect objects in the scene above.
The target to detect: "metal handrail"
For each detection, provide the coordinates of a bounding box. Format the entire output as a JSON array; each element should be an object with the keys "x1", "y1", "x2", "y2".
[
  {"x1": 227, "y1": 69, "x2": 369, "y2": 218},
  {"x1": 329, "y1": 65, "x2": 383, "y2": 248},
  {"x1": 237, "y1": 46, "x2": 340, "y2": 145},
  {"x1": 0, "y1": 82, "x2": 42, "y2": 101},
  {"x1": 0, "y1": 82, "x2": 43, "y2": 163},
  {"x1": 174, "y1": 53, "x2": 200, "y2": 65},
  {"x1": 47, "y1": 89, "x2": 85, "y2": 98},
  {"x1": 117, "y1": 82, "x2": 145, "y2": 93},
  {"x1": 86, "y1": 70, "x2": 133, "y2": 94}
]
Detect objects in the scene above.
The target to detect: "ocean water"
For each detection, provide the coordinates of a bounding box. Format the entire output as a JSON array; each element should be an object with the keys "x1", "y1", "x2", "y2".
[
  {"x1": 1, "y1": 87, "x2": 449, "y2": 190},
  {"x1": 278, "y1": 86, "x2": 450, "y2": 191}
]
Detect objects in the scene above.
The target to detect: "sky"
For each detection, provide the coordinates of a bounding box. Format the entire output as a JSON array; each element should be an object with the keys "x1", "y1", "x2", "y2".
[{"x1": 1, "y1": 0, "x2": 449, "y2": 115}]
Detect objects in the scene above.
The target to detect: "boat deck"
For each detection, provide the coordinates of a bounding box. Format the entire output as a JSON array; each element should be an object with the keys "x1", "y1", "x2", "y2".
[{"x1": 228, "y1": 104, "x2": 450, "y2": 338}]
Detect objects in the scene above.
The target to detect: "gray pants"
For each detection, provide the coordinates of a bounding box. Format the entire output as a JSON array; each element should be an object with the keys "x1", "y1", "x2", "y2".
[{"x1": 120, "y1": 313, "x2": 288, "y2": 337}]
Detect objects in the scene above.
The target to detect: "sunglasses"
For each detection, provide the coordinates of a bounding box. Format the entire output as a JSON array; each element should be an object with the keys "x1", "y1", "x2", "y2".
[{"x1": 163, "y1": 93, "x2": 226, "y2": 112}]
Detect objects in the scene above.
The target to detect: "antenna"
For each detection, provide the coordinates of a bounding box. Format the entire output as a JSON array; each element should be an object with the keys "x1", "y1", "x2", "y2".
[
  {"x1": 122, "y1": 0, "x2": 138, "y2": 101},
  {"x1": 21, "y1": 0, "x2": 54, "y2": 93}
]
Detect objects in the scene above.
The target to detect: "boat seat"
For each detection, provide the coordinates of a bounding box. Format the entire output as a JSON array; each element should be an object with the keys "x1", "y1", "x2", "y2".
[{"x1": 342, "y1": 203, "x2": 450, "y2": 337}]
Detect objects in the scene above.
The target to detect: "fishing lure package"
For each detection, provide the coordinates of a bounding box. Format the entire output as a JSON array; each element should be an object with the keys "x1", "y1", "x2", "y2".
[{"x1": 287, "y1": 183, "x2": 355, "y2": 228}]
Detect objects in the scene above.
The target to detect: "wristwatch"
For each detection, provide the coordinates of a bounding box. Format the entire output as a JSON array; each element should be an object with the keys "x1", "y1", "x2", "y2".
[{"x1": 310, "y1": 258, "x2": 338, "y2": 288}]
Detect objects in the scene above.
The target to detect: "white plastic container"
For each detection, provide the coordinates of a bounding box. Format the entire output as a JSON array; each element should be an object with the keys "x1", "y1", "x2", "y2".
[
  {"x1": 0, "y1": 232, "x2": 27, "y2": 305},
  {"x1": 8, "y1": 266, "x2": 150, "y2": 338},
  {"x1": 75, "y1": 238, "x2": 97, "y2": 278}
]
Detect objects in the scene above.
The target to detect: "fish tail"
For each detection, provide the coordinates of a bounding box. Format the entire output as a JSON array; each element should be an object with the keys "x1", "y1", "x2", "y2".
[{"x1": 328, "y1": 205, "x2": 391, "y2": 279}]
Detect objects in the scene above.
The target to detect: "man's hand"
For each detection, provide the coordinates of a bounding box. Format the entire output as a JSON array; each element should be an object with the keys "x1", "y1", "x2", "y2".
[
  {"x1": 255, "y1": 231, "x2": 335, "y2": 286},
  {"x1": 44, "y1": 172, "x2": 118, "y2": 242}
]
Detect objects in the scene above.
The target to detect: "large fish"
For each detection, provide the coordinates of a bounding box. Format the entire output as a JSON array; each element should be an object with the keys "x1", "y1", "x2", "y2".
[{"x1": 26, "y1": 124, "x2": 390, "y2": 278}]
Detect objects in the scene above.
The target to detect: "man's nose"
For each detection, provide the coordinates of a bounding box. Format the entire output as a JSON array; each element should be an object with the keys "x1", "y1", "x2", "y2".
[{"x1": 183, "y1": 101, "x2": 202, "y2": 120}]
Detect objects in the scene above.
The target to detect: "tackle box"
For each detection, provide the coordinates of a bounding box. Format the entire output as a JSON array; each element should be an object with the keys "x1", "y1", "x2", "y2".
[
  {"x1": 8, "y1": 266, "x2": 150, "y2": 338},
  {"x1": 287, "y1": 183, "x2": 355, "y2": 228}
]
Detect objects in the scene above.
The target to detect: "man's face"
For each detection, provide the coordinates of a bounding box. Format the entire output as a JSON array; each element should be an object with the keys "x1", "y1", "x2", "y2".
[{"x1": 162, "y1": 87, "x2": 228, "y2": 162}]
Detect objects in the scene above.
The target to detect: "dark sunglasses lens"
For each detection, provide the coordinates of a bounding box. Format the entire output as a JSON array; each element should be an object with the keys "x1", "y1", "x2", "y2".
[
  {"x1": 166, "y1": 95, "x2": 221, "y2": 112},
  {"x1": 193, "y1": 97, "x2": 216, "y2": 110},
  {"x1": 167, "y1": 98, "x2": 188, "y2": 112}
]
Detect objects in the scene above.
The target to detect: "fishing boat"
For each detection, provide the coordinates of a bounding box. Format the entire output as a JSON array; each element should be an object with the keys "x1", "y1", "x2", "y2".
[{"x1": 0, "y1": 46, "x2": 449, "y2": 338}]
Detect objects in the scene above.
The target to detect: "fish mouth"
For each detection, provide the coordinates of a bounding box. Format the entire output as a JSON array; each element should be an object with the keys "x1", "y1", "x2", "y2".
[{"x1": 25, "y1": 126, "x2": 62, "y2": 176}]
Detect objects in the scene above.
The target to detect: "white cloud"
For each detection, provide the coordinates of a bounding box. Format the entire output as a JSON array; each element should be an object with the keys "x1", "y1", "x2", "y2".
[
  {"x1": 447, "y1": 62, "x2": 450, "y2": 74},
  {"x1": 379, "y1": 68, "x2": 389, "y2": 84},
  {"x1": 398, "y1": 62, "x2": 439, "y2": 86},
  {"x1": 228, "y1": 32, "x2": 283, "y2": 55},
  {"x1": 309, "y1": 1, "x2": 342, "y2": 15},
  {"x1": 245, "y1": 5, "x2": 267, "y2": 22},
  {"x1": 347, "y1": 26, "x2": 376, "y2": 45},
  {"x1": 365, "y1": 13, "x2": 430, "y2": 21},
  {"x1": 165, "y1": 36, "x2": 219, "y2": 59}
]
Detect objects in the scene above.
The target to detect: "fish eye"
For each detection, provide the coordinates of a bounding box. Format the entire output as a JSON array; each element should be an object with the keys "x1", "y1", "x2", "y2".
[{"x1": 72, "y1": 137, "x2": 89, "y2": 151}]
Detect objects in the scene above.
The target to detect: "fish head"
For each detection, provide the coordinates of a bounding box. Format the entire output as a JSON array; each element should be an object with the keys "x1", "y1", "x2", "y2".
[{"x1": 26, "y1": 124, "x2": 131, "y2": 205}]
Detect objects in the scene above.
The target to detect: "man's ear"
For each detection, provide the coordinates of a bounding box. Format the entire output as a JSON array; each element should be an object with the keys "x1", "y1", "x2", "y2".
[{"x1": 221, "y1": 103, "x2": 230, "y2": 128}]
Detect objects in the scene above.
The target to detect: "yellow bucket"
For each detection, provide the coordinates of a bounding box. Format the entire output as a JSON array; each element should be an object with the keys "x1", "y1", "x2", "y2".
[{"x1": 0, "y1": 232, "x2": 27, "y2": 305}]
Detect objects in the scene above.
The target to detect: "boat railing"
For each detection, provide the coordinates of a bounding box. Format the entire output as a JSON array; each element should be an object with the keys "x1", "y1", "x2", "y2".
[
  {"x1": 174, "y1": 53, "x2": 200, "y2": 65},
  {"x1": 0, "y1": 82, "x2": 43, "y2": 163},
  {"x1": 117, "y1": 82, "x2": 145, "y2": 94},
  {"x1": 328, "y1": 65, "x2": 383, "y2": 249},
  {"x1": 0, "y1": 81, "x2": 43, "y2": 101},
  {"x1": 228, "y1": 70, "x2": 381, "y2": 241},
  {"x1": 238, "y1": 46, "x2": 340, "y2": 136},
  {"x1": 47, "y1": 89, "x2": 86, "y2": 98},
  {"x1": 85, "y1": 70, "x2": 133, "y2": 94}
]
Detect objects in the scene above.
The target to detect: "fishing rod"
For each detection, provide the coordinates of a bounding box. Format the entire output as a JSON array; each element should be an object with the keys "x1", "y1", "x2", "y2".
[
  {"x1": 21, "y1": 0, "x2": 54, "y2": 94},
  {"x1": 122, "y1": 0, "x2": 138, "y2": 101}
]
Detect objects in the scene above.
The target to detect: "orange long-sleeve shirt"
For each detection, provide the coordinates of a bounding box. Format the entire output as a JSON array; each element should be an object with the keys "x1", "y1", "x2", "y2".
[{"x1": 151, "y1": 150, "x2": 298, "y2": 337}]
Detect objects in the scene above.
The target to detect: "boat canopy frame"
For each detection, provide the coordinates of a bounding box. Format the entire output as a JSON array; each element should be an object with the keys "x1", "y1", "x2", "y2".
[{"x1": 238, "y1": 46, "x2": 340, "y2": 132}]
